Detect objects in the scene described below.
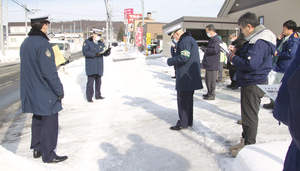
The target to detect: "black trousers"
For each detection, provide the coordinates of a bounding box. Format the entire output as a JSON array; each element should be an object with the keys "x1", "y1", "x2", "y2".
[
  {"x1": 86, "y1": 74, "x2": 102, "y2": 100},
  {"x1": 229, "y1": 68, "x2": 237, "y2": 86},
  {"x1": 176, "y1": 91, "x2": 194, "y2": 128},
  {"x1": 205, "y1": 70, "x2": 218, "y2": 97},
  {"x1": 218, "y1": 62, "x2": 223, "y2": 82},
  {"x1": 241, "y1": 84, "x2": 265, "y2": 145},
  {"x1": 30, "y1": 113, "x2": 58, "y2": 162}
]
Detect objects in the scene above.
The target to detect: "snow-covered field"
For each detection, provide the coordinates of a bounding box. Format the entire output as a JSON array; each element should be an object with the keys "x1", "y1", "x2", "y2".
[{"x1": 0, "y1": 46, "x2": 292, "y2": 170}]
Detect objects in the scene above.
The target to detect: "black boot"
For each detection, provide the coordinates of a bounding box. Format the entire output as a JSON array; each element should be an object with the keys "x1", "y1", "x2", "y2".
[{"x1": 263, "y1": 101, "x2": 274, "y2": 109}]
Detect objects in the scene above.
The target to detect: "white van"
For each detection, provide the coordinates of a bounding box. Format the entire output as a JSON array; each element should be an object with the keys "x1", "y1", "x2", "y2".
[{"x1": 49, "y1": 39, "x2": 71, "y2": 63}]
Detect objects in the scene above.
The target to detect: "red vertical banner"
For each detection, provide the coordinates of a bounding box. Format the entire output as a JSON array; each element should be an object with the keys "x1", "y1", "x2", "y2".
[
  {"x1": 124, "y1": 8, "x2": 133, "y2": 24},
  {"x1": 135, "y1": 27, "x2": 143, "y2": 46}
]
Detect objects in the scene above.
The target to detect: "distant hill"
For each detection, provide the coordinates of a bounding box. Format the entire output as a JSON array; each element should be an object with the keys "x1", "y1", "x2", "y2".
[{"x1": 50, "y1": 20, "x2": 124, "y2": 37}]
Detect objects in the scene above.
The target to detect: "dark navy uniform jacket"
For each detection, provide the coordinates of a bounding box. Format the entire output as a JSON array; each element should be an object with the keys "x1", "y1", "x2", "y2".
[
  {"x1": 273, "y1": 32, "x2": 300, "y2": 73},
  {"x1": 20, "y1": 28, "x2": 64, "y2": 116},
  {"x1": 82, "y1": 37, "x2": 110, "y2": 76},
  {"x1": 202, "y1": 34, "x2": 221, "y2": 71},
  {"x1": 274, "y1": 45, "x2": 300, "y2": 171},
  {"x1": 167, "y1": 32, "x2": 203, "y2": 91}
]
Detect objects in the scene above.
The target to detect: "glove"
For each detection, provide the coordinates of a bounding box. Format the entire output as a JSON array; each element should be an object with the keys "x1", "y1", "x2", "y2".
[
  {"x1": 199, "y1": 46, "x2": 205, "y2": 52},
  {"x1": 95, "y1": 53, "x2": 101, "y2": 57},
  {"x1": 104, "y1": 47, "x2": 111, "y2": 56},
  {"x1": 226, "y1": 52, "x2": 236, "y2": 63},
  {"x1": 58, "y1": 94, "x2": 64, "y2": 101}
]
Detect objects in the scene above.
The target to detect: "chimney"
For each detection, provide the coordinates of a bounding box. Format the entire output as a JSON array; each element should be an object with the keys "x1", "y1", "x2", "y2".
[{"x1": 147, "y1": 12, "x2": 151, "y2": 19}]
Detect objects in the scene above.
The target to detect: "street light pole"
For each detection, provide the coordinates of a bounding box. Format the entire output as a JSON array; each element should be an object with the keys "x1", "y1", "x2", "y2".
[
  {"x1": 104, "y1": 0, "x2": 109, "y2": 47},
  {"x1": 0, "y1": 0, "x2": 4, "y2": 55},
  {"x1": 5, "y1": 0, "x2": 8, "y2": 50}
]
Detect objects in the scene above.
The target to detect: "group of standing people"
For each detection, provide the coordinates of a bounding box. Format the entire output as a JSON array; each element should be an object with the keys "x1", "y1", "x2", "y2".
[
  {"x1": 165, "y1": 11, "x2": 300, "y2": 170},
  {"x1": 19, "y1": 9, "x2": 300, "y2": 170}
]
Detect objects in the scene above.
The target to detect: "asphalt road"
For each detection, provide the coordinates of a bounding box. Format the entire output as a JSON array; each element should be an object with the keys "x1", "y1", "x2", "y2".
[{"x1": 0, "y1": 51, "x2": 84, "y2": 128}]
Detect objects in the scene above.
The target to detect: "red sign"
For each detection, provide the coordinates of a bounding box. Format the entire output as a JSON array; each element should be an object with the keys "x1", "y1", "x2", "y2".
[
  {"x1": 136, "y1": 27, "x2": 143, "y2": 46},
  {"x1": 127, "y1": 14, "x2": 142, "y2": 24},
  {"x1": 124, "y1": 8, "x2": 133, "y2": 24}
]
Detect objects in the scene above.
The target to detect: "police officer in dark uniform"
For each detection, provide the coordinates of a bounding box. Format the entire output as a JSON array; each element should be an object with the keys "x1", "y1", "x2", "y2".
[
  {"x1": 20, "y1": 12, "x2": 67, "y2": 163},
  {"x1": 82, "y1": 29, "x2": 111, "y2": 102},
  {"x1": 166, "y1": 25, "x2": 203, "y2": 130}
]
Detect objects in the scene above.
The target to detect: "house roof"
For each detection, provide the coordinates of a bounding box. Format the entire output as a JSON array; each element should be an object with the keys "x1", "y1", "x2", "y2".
[
  {"x1": 162, "y1": 16, "x2": 237, "y2": 29},
  {"x1": 218, "y1": 0, "x2": 278, "y2": 18},
  {"x1": 218, "y1": 0, "x2": 236, "y2": 18}
]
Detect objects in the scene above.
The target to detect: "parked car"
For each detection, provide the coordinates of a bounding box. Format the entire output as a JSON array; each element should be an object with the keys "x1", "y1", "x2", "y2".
[
  {"x1": 112, "y1": 42, "x2": 118, "y2": 47},
  {"x1": 49, "y1": 39, "x2": 71, "y2": 63}
]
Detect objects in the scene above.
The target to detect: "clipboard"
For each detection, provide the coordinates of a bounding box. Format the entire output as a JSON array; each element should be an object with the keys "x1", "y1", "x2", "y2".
[
  {"x1": 52, "y1": 45, "x2": 66, "y2": 66},
  {"x1": 218, "y1": 42, "x2": 229, "y2": 54},
  {"x1": 100, "y1": 47, "x2": 111, "y2": 55}
]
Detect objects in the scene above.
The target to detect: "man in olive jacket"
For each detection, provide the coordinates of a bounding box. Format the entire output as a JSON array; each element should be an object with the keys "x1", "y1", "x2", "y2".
[
  {"x1": 166, "y1": 25, "x2": 203, "y2": 130},
  {"x1": 82, "y1": 29, "x2": 111, "y2": 102},
  {"x1": 201, "y1": 24, "x2": 221, "y2": 100}
]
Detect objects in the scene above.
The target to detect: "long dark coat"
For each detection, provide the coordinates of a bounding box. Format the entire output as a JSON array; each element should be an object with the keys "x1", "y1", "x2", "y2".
[
  {"x1": 20, "y1": 28, "x2": 64, "y2": 116},
  {"x1": 202, "y1": 34, "x2": 221, "y2": 71},
  {"x1": 167, "y1": 32, "x2": 203, "y2": 91},
  {"x1": 82, "y1": 37, "x2": 110, "y2": 76}
]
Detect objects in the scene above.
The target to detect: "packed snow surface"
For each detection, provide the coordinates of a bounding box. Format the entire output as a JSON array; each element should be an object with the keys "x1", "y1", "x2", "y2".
[{"x1": 0, "y1": 46, "x2": 291, "y2": 170}]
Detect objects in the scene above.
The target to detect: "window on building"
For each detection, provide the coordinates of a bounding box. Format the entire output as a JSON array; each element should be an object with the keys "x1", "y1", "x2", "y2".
[
  {"x1": 14, "y1": 28, "x2": 20, "y2": 32},
  {"x1": 259, "y1": 16, "x2": 264, "y2": 25},
  {"x1": 156, "y1": 35, "x2": 163, "y2": 39},
  {"x1": 11, "y1": 38, "x2": 16, "y2": 42}
]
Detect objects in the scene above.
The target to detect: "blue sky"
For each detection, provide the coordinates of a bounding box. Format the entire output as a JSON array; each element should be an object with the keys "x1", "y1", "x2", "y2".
[{"x1": 6, "y1": 0, "x2": 225, "y2": 23}]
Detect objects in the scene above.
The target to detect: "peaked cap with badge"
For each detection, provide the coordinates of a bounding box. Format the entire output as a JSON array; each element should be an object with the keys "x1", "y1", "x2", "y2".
[{"x1": 93, "y1": 28, "x2": 102, "y2": 36}]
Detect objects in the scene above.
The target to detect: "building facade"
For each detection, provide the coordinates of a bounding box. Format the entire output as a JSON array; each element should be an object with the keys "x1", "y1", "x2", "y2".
[
  {"x1": 218, "y1": 0, "x2": 300, "y2": 35},
  {"x1": 162, "y1": 16, "x2": 239, "y2": 57}
]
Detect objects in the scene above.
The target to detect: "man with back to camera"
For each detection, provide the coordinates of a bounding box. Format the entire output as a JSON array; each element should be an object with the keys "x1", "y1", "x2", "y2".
[
  {"x1": 82, "y1": 29, "x2": 111, "y2": 103},
  {"x1": 166, "y1": 25, "x2": 203, "y2": 130},
  {"x1": 200, "y1": 24, "x2": 221, "y2": 100},
  {"x1": 20, "y1": 12, "x2": 68, "y2": 163},
  {"x1": 226, "y1": 12, "x2": 276, "y2": 157}
]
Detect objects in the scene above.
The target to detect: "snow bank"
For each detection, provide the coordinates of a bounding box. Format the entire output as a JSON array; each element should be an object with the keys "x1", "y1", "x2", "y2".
[
  {"x1": 233, "y1": 141, "x2": 290, "y2": 171},
  {"x1": 0, "y1": 49, "x2": 20, "y2": 65}
]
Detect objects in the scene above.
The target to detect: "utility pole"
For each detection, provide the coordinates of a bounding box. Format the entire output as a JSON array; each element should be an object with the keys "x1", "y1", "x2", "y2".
[
  {"x1": 24, "y1": 3, "x2": 27, "y2": 36},
  {"x1": 142, "y1": 0, "x2": 144, "y2": 26},
  {"x1": 5, "y1": 0, "x2": 8, "y2": 50},
  {"x1": 36, "y1": 0, "x2": 38, "y2": 12},
  {"x1": 0, "y1": 0, "x2": 4, "y2": 55},
  {"x1": 109, "y1": 4, "x2": 112, "y2": 46},
  {"x1": 73, "y1": 21, "x2": 75, "y2": 43},
  {"x1": 70, "y1": 25, "x2": 71, "y2": 42},
  {"x1": 104, "y1": 0, "x2": 109, "y2": 47}
]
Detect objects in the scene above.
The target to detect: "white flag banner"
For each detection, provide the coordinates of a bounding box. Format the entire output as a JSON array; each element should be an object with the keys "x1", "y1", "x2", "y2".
[{"x1": 257, "y1": 84, "x2": 281, "y2": 101}]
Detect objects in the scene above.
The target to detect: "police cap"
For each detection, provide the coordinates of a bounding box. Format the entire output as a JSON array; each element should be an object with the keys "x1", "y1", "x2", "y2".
[
  {"x1": 28, "y1": 11, "x2": 51, "y2": 23},
  {"x1": 165, "y1": 25, "x2": 181, "y2": 37},
  {"x1": 93, "y1": 29, "x2": 102, "y2": 36}
]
